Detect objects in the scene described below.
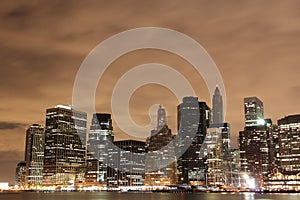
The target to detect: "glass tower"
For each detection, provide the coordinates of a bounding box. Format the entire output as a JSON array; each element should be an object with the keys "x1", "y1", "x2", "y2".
[{"x1": 176, "y1": 97, "x2": 210, "y2": 185}]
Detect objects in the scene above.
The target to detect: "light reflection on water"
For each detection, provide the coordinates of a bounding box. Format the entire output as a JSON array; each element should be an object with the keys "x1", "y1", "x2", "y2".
[{"x1": 0, "y1": 192, "x2": 299, "y2": 200}]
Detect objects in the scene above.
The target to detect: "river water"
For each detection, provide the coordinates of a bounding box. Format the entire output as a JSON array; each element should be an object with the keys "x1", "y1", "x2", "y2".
[{"x1": 0, "y1": 192, "x2": 299, "y2": 200}]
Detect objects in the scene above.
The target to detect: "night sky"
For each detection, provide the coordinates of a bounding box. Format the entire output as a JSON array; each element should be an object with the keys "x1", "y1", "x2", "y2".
[{"x1": 1, "y1": 0, "x2": 300, "y2": 184}]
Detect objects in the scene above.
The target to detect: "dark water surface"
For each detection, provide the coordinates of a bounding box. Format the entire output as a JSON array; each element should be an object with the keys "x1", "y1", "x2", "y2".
[{"x1": 0, "y1": 192, "x2": 299, "y2": 200}]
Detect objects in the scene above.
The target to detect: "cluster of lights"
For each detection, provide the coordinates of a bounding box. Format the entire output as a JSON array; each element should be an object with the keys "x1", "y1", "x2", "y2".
[{"x1": 243, "y1": 174, "x2": 256, "y2": 190}]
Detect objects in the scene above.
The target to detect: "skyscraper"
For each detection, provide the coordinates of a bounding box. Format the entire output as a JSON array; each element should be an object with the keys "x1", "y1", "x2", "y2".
[
  {"x1": 86, "y1": 113, "x2": 114, "y2": 186},
  {"x1": 177, "y1": 97, "x2": 210, "y2": 185},
  {"x1": 209, "y1": 86, "x2": 231, "y2": 185},
  {"x1": 212, "y1": 86, "x2": 224, "y2": 124},
  {"x1": 277, "y1": 114, "x2": 300, "y2": 172},
  {"x1": 239, "y1": 97, "x2": 273, "y2": 187},
  {"x1": 43, "y1": 105, "x2": 87, "y2": 186},
  {"x1": 145, "y1": 105, "x2": 177, "y2": 186},
  {"x1": 244, "y1": 97, "x2": 264, "y2": 127},
  {"x1": 206, "y1": 127, "x2": 224, "y2": 186},
  {"x1": 24, "y1": 124, "x2": 44, "y2": 188},
  {"x1": 157, "y1": 105, "x2": 166, "y2": 129}
]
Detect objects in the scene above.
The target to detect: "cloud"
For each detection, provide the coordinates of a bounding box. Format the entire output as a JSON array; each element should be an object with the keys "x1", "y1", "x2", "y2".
[{"x1": 0, "y1": 121, "x2": 26, "y2": 130}]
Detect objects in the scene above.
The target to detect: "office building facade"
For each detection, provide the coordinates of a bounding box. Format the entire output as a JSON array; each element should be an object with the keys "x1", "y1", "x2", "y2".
[
  {"x1": 108, "y1": 140, "x2": 146, "y2": 187},
  {"x1": 277, "y1": 114, "x2": 300, "y2": 172},
  {"x1": 43, "y1": 105, "x2": 87, "y2": 185},
  {"x1": 24, "y1": 124, "x2": 45, "y2": 187}
]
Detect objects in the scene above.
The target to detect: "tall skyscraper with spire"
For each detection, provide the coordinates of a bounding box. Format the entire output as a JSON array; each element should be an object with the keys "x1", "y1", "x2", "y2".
[
  {"x1": 145, "y1": 105, "x2": 177, "y2": 186},
  {"x1": 157, "y1": 105, "x2": 166, "y2": 129},
  {"x1": 212, "y1": 86, "x2": 224, "y2": 124},
  {"x1": 207, "y1": 86, "x2": 230, "y2": 186}
]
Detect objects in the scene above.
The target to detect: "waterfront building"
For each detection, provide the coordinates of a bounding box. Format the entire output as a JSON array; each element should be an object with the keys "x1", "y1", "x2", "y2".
[
  {"x1": 43, "y1": 105, "x2": 87, "y2": 185},
  {"x1": 24, "y1": 124, "x2": 45, "y2": 187},
  {"x1": 264, "y1": 168, "x2": 300, "y2": 191}
]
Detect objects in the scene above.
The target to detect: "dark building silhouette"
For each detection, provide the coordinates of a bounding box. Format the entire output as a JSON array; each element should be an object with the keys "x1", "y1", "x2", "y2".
[
  {"x1": 43, "y1": 105, "x2": 87, "y2": 185},
  {"x1": 176, "y1": 97, "x2": 210, "y2": 185},
  {"x1": 85, "y1": 113, "x2": 114, "y2": 186},
  {"x1": 24, "y1": 124, "x2": 45, "y2": 187},
  {"x1": 212, "y1": 86, "x2": 224, "y2": 124}
]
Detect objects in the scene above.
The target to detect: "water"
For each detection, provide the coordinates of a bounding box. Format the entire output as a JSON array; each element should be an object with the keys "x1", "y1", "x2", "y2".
[{"x1": 0, "y1": 192, "x2": 299, "y2": 200}]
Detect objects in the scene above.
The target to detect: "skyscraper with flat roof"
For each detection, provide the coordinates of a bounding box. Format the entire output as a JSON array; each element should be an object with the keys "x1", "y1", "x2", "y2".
[
  {"x1": 43, "y1": 105, "x2": 87, "y2": 185},
  {"x1": 239, "y1": 97, "x2": 273, "y2": 188},
  {"x1": 244, "y1": 97, "x2": 264, "y2": 127},
  {"x1": 176, "y1": 97, "x2": 210, "y2": 185},
  {"x1": 24, "y1": 124, "x2": 44, "y2": 187}
]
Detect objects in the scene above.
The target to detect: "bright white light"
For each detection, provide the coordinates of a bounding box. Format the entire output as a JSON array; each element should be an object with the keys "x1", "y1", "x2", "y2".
[
  {"x1": 243, "y1": 174, "x2": 256, "y2": 189},
  {"x1": 257, "y1": 119, "x2": 265, "y2": 125}
]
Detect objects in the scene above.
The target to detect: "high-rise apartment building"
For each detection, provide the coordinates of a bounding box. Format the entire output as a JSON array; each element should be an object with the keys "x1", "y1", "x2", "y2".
[
  {"x1": 43, "y1": 105, "x2": 87, "y2": 185},
  {"x1": 24, "y1": 124, "x2": 45, "y2": 187}
]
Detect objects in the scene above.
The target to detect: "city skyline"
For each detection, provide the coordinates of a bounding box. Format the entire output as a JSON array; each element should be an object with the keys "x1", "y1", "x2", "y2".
[
  {"x1": 1, "y1": 0, "x2": 300, "y2": 185},
  {"x1": 12, "y1": 96, "x2": 300, "y2": 190}
]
